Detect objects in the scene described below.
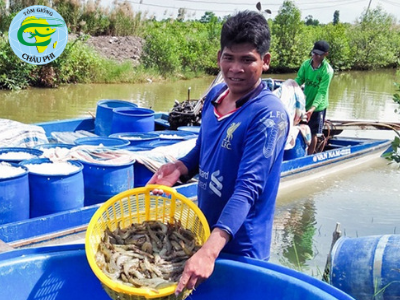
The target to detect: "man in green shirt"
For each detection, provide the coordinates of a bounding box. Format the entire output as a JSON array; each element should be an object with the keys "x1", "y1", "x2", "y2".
[{"x1": 295, "y1": 40, "x2": 334, "y2": 155}]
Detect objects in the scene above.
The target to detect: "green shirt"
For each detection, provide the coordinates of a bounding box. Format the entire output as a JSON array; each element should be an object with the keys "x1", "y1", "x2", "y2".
[{"x1": 295, "y1": 59, "x2": 334, "y2": 112}]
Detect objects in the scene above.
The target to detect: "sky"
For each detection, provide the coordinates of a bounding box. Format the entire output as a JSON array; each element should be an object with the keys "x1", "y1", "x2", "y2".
[{"x1": 101, "y1": 0, "x2": 400, "y2": 24}]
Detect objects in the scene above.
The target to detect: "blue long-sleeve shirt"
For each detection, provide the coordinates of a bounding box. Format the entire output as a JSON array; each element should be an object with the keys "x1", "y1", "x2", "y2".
[{"x1": 180, "y1": 82, "x2": 289, "y2": 260}]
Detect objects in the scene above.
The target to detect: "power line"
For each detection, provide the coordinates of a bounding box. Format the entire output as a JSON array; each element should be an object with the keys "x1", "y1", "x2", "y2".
[
  {"x1": 298, "y1": 0, "x2": 367, "y2": 11},
  {"x1": 116, "y1": 0, "x2": 254, "y2": 14},
  {"x1": 112, "y1": 0, "x2": 398, "y2": 21},
  {"x1": 380, "y1": 0, "x2": 400, "y2": 8},
  {"x1": 117, "y1": 0, "x2": 366, "y2": 14},
  {"x1": 174, "y1": 0, "x2": 281, "y2": 5}
]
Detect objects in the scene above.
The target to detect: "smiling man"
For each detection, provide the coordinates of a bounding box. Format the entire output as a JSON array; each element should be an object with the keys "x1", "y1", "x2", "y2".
[{"x1": 148, "y1": 10, "x2": 289, "y2": 295}]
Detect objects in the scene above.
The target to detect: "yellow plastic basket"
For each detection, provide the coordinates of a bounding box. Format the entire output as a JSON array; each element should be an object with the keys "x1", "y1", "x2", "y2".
[{"x1": 85, "y1": 185, "x2": 210, "y2": 300}]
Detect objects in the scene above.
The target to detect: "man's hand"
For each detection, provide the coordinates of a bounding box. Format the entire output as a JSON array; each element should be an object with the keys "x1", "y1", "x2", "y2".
[
  {"x1": 306, "y1": 106, "x2": 316, "y2": 122},
  {"x1": 175, "y1": 228, "x2": 230, "y2": 295},
  {"x1": 147, "y1": 161, "x2": 188, "y2": 192}
]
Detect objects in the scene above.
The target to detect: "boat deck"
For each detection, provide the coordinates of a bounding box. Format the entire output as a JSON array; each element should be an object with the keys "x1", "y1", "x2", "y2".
[{"x1": 0, "y1": 115, "x2": 393, "y2": 252}]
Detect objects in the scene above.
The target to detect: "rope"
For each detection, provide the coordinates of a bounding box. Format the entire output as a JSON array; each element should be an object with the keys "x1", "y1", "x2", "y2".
[
  {"x1": 338, "y1": 121, "x2": 400, "y2": 139},
  {"x1": 315, "y1": 120, "x2": 335, "y2": 153},
  {"x1": 334, "y1": 121, "x2": 400, "y2": 134}
]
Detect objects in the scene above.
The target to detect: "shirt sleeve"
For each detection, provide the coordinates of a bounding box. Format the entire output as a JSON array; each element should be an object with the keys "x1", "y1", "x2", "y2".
[
  {"x1": 295, "y1": 62, "x2": 306, "y2": 86},
  {"x1": 179, "y1": 132, "x2": 200, "y2": 177},
  {"x1": 179, "y1": 86, "x2": 218, "y2": 176}
]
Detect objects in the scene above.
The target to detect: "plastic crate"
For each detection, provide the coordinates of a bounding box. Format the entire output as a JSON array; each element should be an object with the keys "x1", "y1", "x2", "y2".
[{"x1": 85, "y1": 185, "x2": 210, "y2": 300}]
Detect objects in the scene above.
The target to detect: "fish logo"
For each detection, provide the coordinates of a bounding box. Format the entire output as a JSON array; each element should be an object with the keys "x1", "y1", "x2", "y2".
[{"x1": 9, "y1": 5, "x2": 68, "y2": 65}]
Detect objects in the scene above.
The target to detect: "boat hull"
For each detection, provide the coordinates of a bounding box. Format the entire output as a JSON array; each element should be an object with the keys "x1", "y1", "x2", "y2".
[
  {"x1": 0, "y1": 244, "x2": 354, "y2": 300},
  {"x1": 0, "y1": 116, "x2": 391, "y2": 249}
]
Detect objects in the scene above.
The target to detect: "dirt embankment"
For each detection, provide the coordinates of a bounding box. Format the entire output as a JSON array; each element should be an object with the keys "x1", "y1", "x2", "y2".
[{"x1": 71, "y1": 34, "x2": 144, "y2": 65}]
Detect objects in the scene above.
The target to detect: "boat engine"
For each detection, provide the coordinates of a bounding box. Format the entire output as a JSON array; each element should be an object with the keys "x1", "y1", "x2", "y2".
[
  {"x1": 168, "y1": 98, "x2": 202, "y2": 130},
  {"x1": 168, "y1": 72, "x2": 225, "y2": 130}
]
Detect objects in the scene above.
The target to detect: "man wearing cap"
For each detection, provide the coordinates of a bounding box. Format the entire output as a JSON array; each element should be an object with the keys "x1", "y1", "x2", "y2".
[{"x1": 295, "y1": 40, "x2": 334, "y2": 155}]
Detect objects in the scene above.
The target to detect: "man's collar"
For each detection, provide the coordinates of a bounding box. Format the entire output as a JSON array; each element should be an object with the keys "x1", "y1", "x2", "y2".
[{"x1": 212, "y1": 80, "x2": 266, "y2": 108}]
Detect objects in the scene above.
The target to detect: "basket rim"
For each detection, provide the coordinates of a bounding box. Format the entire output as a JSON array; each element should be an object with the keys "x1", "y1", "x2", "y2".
[{"x1": 85, "y1": 184, "x2": 210, "y2": 299}]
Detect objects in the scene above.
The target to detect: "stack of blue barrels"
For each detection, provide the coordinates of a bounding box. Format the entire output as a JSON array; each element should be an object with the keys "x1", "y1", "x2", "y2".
[
  {"x1": 0, "y1": 99, "x2": 201, "y2": 225},
  {"x1": 0, "y1": 147, "x2": 85, "y2": 222}
]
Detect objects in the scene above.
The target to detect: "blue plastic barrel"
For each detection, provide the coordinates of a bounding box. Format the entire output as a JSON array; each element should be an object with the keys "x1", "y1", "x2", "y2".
[
  {"x1": 111, "y1": 107, "x2": 155, "y2": 134},
  {"x1": 33, "y1": 143, "x2": 74, "y2": 150},
  {"x1": 109, "y1": 132, "x2": 159, "y2": 147},
  {"x1": 79, "y1": 160, "x2": 134, "y2": 206},
  {"x1": 133, "y1": 163, "x2": 154, "y2": 187},
  {"x1": 20, "y1": 158, "x2": 84, "y2": 218},
  {"x1": 0, "y1": 244, "x2": 354, "y2": 300},
  {"x1": 152, "y1": 130, "x2": 198, "y2": 140},
  {"x1": 283, "y1": 132, "x2": 307, "y2": 160},
  {"x1": 121, "y1": 145, "x2": 154, "y2": 187},
  {"x1": 74, "y1": 137, "x2": 130, "y2": 148},
  {"x1": 330, "y1": 235, "x2": 400, "y2": 300},
  {"x1": 177, "y1": 126, "x2": 201, "y2": 134},
  {"x1": 95, "y1": 100, "x2": 138, "y2": 136},
  {"x1": 0, "y1": 147, "x2": 43, "y2": 164},
  {"x1": 124, "y1": 145, "x2": 154, "y2": 151},
  {"x1": 0, "y1": 163, "x2": 30, "y2": 225},
  {"x1": 147, "y1": 139, "x2": 180, "y2": 148}
]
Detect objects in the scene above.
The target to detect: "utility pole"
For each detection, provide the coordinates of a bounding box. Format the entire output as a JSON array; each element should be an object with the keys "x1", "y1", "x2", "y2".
[{"x1": 366, "y1": 0, "x2": 372, "y2": 15}]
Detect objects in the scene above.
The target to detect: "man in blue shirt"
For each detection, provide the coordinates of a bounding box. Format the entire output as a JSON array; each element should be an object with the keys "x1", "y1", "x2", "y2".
[{"x1": 148, "y1": 10, "x2": 289, "y2": 295}]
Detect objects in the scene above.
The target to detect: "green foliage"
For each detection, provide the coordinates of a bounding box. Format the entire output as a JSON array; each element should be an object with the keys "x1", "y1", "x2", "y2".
[
  {"x1": 305, "y1": 15, "x2": 319, "y2": 26},
  {"x1": 268, "y1": 2, "x2": 400, "y2": 72},
  {"x1": 333, "y1": 10, "x2": 340, "y2": 25},
  {"x1": 319, "y1": 23, "x2": 352, "y2": 71},
  {"x1": 199, "y1": 11, "x2": 222, "y2": 24},
  {"x1": 382, "y1": 82, "x2": 400, "y2": 164},
  {"x1": 0, "y1": 34, "x2": 36, "y2": 90},
  {"x1": 52, "y1": 37, "x2": 103, "y2": 84},
  {"x1": 0, "y1": 0, "x2": 13, "y2": 33},
  {"x1": 383, "y1": 136, "x2": 400, "y2": 164},
  {"x1": 2, "y1": 0, "x2": 144, "y2": 37},
  {"x1": 52, "y1": 0, "x2": 81, "y2": 32},
  {"x1": 109, "y1": 1, "x2": 144, "y2": 36},
  {"x1": 141, "y1": 23, "x2": 182, "y2": 75},
  {"x1": 1, "y1": 0, "x2": 400, "y2": 88},
  {"x1": 79, "y1": 0, "x2": 111, "y2": 35},
  {"x1": 394, "y1": 83, "x2": 400, "y2": 113},
  {"x1": 347, "y1": 6, "x2": 397, "y2": 70},
  {"x1": 92, "y1": 59, "x2": 137, "y2": 83},
  {"x1": 142, "y1": 20, "x2": 220, "y2": 76},
  {"x1": 270, "y1": 0, "x2": 305, "y2": 71}
]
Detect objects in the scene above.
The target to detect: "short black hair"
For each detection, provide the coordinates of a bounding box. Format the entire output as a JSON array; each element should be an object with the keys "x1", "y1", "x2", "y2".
[{"x1": 220, "y1": 10, "x2": 271, "y2": 56}]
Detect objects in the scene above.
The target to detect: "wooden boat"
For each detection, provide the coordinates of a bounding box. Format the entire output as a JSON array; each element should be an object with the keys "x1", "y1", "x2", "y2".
[{"x1": 0, "y1": 114, "x2": 392, "y2": 251}]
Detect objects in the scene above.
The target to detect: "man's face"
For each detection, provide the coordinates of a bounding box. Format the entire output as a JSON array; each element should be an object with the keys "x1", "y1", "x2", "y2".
[
  {"x1": 218, "y1": 43, "x2": 270, "y2": 99},
  {"x1": 311, "y1": 51, "x2": 328, "y2": 65}
]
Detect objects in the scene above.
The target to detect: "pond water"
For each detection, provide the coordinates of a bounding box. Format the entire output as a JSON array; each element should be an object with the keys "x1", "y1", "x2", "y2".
[{"x1": 1, "y1": 68, "x2": 400, "y2": 278}]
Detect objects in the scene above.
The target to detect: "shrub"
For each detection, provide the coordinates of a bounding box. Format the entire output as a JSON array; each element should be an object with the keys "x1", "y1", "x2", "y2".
[{"x1": 0, "y1": 34, "x2": 36, "y2": 90}]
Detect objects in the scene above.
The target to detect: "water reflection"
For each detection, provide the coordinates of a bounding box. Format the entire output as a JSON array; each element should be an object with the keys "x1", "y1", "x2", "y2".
[
  {"x1": 1, "y1": 69, "x2": 399, "y2": 124},
  {"x1": 273, "y1": 199, "x2": 317, "y2": 269},
  {"x1": 328, "y1": 70, "x2": 398, "y2": 121},
  {"x1": 0, "y1": 78, "x2": 215, "y2": 123},
  {"x1": 271, "y1": 156, "x2": 400, "y2": 277}
]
